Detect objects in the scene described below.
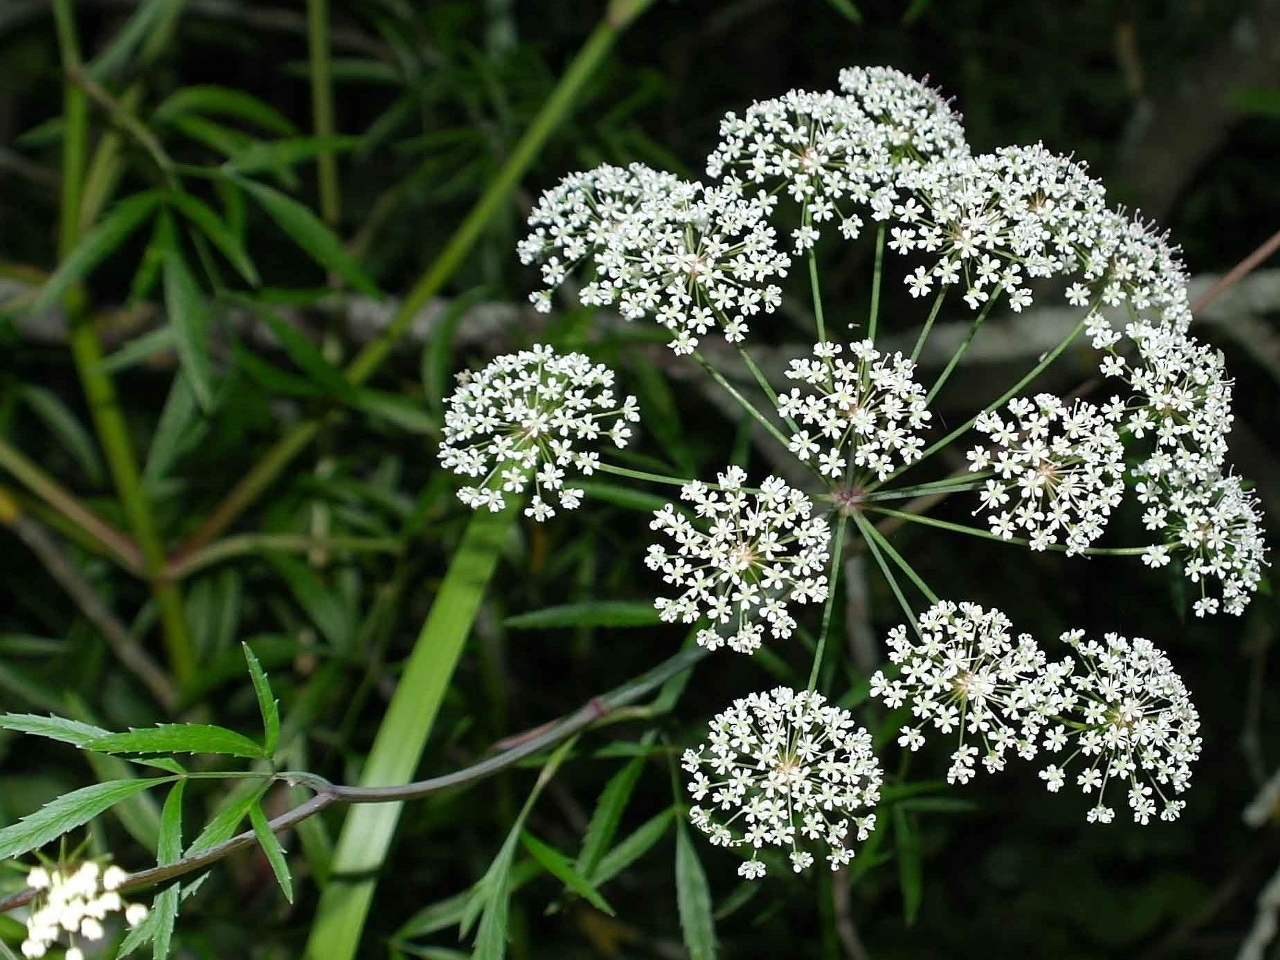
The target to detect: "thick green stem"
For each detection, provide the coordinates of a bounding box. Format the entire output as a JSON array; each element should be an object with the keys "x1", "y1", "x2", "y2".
[
  {"x1": 179, "y1": 5, "x2": 655, "y2": 555},
  {"x1": 53, "y1": 0, "x2": 194, "y2": 685},
  {"x1": 807, "y1": 514, "x2": 848, "y2": 691},
  {"x1": 307, "y1": 0, "x2": 341, "y2": 226}
]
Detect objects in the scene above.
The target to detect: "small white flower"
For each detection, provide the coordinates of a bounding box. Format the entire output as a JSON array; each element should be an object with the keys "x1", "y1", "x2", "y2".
[
  {"x1": 777, "y1": 340, "x2": 931, "y2": 482},
  {"x1": 870, "y1": 601, "x2": 1064, "y2": 783},
  {"x1": 685, "y1": 687, "x2": 882, "y2": 877},
  {"x1": 1040, "y1": 630, "x2": 1201, "y2": 824},
  {"x1": 20, "y1": 860, "x2": 149, "y2": 958},
  {"x1": 646, "y1": 468, "x2": 831, "y2": 654},
  {"x1": 439, "y1": 346, "x2": 639, "y2": 520}
]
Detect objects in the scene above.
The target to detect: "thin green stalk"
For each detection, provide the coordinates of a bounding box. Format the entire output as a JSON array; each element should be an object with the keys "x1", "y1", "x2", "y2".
[
  {"x1": 180, "y1": 2, "x2": 656, "y2": 555},
  {"x1": 735, "y1": 344, "x2": 801, "y2": 435},
  {"x1": 596, "y1": 462, "x2": 693, "y2": 488},
  {"x1": 873, "y1": 314, "x2": 1089, "y2": 490},
  {"x1": 807, "y1": 514, "x2": 848, "y2": 691},
  {"x1": 307, "y1": 0, "x2": 341, "y2": 226},
  {"x1": 859, "y1": 518, "x2": 938, "y2": 604},
  {"x1": 166, "y1": 533, "x2": 402, "y2": 580},
  {"x1": 852, "y1": 512, "x2": 915, "y2": 629},
  {"x1": 53, "y1": 0, "x2": 194, "y2": 685},
  {"x1": 867, "y1": 224, "x2": 886, "y2": 342},
  {"x1": 910, "y1": 288, "x2": 948, "y2": 363},
  {"x1": 691, "y1": 351, "x2": 792, "y2": 450},
  {"x1": 866, "y1": 505, "x2": 1151, "y2": 557},
  {"x1": 925, "y1": 288, "x2": 1001, "y2": 404},
  {"x1": 808, "y1": 245, "x2": 826, "y2": 343},
  {"x1": 0, "y1": 436, "x2": 142, "y2": 571},
  {"x1": 864, "y1": 473, "x2": 989, "y2": 502}
]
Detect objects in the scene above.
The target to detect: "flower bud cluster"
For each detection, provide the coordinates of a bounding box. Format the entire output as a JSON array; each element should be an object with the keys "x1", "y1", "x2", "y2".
[{"x1": 21, "y1": 861, "x2": 148, "y2": 959}]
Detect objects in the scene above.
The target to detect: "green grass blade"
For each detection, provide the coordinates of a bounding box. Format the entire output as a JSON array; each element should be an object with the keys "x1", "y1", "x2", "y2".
[{"x1": 302, "y1": 503, "x2": 517, "y2": 960}]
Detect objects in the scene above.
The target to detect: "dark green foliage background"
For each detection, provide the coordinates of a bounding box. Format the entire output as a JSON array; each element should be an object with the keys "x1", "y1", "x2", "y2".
[{"x1": 0, "y1": 2, "x2": 1278, "y2": 959}]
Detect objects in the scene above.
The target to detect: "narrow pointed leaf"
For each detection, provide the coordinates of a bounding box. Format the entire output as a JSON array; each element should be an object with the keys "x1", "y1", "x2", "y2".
[
  {"x1": 242, "y1": 643, "x2": 280, "y2": 756},
  {"x1": 154, "y1": 85, "x2": 296, "y2": 134},
  {"x1": 504, "y1": 602, "x2": 661, "y2": 631},
  {"x1": 162, "y1": 235, "x2": 214, "y2": 410},
  {"x1": 0, "y1": 778, "x2": 171, "y2": 861},
  {"x1": 144, "y1": 372, "x2": 204, "y2": 484},
  {"x1": 0, "y1": 713, "x2": 111, "y2": 748},
  {"x1": 103, "y1": 326, "x2": 177, "y2": 374},
  {"x1": 87, "y1": 724, "x2": 265, "y2": 759},
  {"x1": 241, "y1": 299, "x2": 354, "y2": 399},
  {"x1": 250, "y1": 802, "x2": 294, "y2": 902},
  {"x1": 577, "y1": 753, "x2": 647, "y2": 877},
  {"x1": 165, "y1": 190, "x2": 259, "y2": 285},
  {"x1": 894, "y1": 807, "x2": 923, "y2": 926},
  {"x1": 590, "y1": 808, "x2": 675, "y2": 886},
  {"x1": 226, "y1": 136, "x2": 360, "y2": 174},
  {"x1": 238, "y1": 179, "x2": 377, "y2": 294},
  {"x1": 674, "y1": 824, "x2": 717, "y2": 960},
  {"x1": 187, "y1": 783, "x2": 267, "y2": 855},
  {"x1": 521, "y1": 832, "x2": 614, "y2": 915},
  {"x1": 32, "y1": 191, "x2": 162, "y2": 313},
  {"x1": 20, "y1": 385, "x2": 105, "y2": 484}
]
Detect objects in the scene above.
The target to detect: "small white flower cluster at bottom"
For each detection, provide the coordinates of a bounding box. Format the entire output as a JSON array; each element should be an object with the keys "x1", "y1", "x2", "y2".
[{"x1": 22, "y1": 861, "x2": 148, "y2": 959}]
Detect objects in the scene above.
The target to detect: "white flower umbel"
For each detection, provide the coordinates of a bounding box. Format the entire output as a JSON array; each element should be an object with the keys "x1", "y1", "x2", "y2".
[
  {"x1": 683, "y1": 686, "x2": 882, "y2": 877},
  {"x1": 967, "y1": 394, "x2": 1126, "y2": 554},
  {"x1": 521, "y1": 164, "x2": 790, "y2": 354},
  {"x1": 870, "y1": 601, "x2": 1065, "y2": 784},
  {"x1": 1138, "y1": 472, "x2": 1266, "y2": 618},
  {"x1": 646, "y1": 468, "x2": 831, "y2": 654},
  {"x1": 836, "y1": 66, "x2": 968, "y2": 163},
  {"x1": 21, "y1": 861, "x2": 148, "y2": 959},
  {"x1": 1039, "y1": 631, "x2": 1201, "y2": 824},
  {"x1": 777, "y1": 340, "x2": 932, "y2": 482},
  {"x1": 439, "y1": 346, "x2": 639, "y2": 520}
]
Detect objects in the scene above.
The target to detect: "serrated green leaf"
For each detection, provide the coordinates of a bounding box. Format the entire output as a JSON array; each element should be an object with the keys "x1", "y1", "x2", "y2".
[
  {"x1": 165, "y1": 190, "x2": 259, "y2": 285},
  {"x1": 31, "y1": 191, "x2": 162, "y2": 314},
  {"x1": 151, "y1": 882, "x2": 180, "y2": 959},
  {"x1": 242, "y1": 643, "x2": 280, "y2": 756},
  {"x1": 250, "y1": 802, "x2": 294, "y2": 902},
  {"x1": 87, "y1": 724, "x2": 265, "y2": 759},
  {"x1": 504, "y1": 601, "x2": 661, "y2": 630},
  {"x1": 159, "y1": 779, "x2": 185, "y2": 861},
  {"x1": 893, "y1": 806, "x2": 922, "y2": 926},
  {"x1": 161, "y1": 227, "x2": 214, "y2": 410},
  {"x1": 237, "y1": 178, "x2": 377, "y2": 294},
  {"x1": 20, "y1": 385, "x2": 104, "y2": 485},
  {"x1": 0, "y1": 713, "x2": 111, "y2": 748},
  {"x1": 0, "y1": 777, "x2": 171, "y2": 860},
  {"x1": 577, "y1": 753, "x2": 647, "y2": 878},
  {"x1": 144, "y1": 372, "x2": 205, "y2": 485},
  {"x1": 591, "y1": 808, "x2": 674, "y2": 886},
  {"x1": 266, "y1": 552, "x2": 351, "y2": 649},
  {"x1": 675, "y1": 823, "x2": 717, "y2": 960},
  {"x1": 154, "y1": 85, "x2": 297, "y2": 134},
  {"x1": 187, "y1": 783, "x2": 267, "y2": 855},
  {"x1": 520, "y1": 832, "x2": 614, "y2": 915}
]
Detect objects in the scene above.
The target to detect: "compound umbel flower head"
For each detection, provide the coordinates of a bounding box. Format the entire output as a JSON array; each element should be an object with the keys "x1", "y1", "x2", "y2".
[
  {"x1": 683, "y1": 686, "x2": 882, "y2": 878},
  {"x1": 1039, "y1": 630, "x2": 1202, "y2": 825},
  {"x1": 438, "y1": 346, "x2": 639, "y2": 521},
  {"x1": 21, "y1": 861, "x2": 148, "y2": 960},
  {"x1": 646, "y1": 468, "x2": 831, "y2": 654}
]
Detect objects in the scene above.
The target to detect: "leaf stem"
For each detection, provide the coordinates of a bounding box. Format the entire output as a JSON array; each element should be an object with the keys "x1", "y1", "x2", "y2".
[
  {"x1": 866, "y1": 505, "x2": 1151, "y2": 557},
  {"x1": 595, "y1": 462, "x2": 693, "y2": 488},
  {"x1": 807, "y1": 514, "x2": 848, "y2": 692},
  {"x1": 852, "y1": 512, "x2": 915, "y2": 628},
  {"x1": 910, "y1": 288, "x2": 948, "y2": 363},
  {"x1": 925, "y1": 288, "x2": 1001, "y2": 404},
  {"x1": 867, "y1": 225, "x2": 886, "y2": 342},
  {"x1": 307, "y1": 0, "x2": 341, "y2": 227},
  {"x1": 691, "y1": 350, "x2": 792, "y2": 450}
]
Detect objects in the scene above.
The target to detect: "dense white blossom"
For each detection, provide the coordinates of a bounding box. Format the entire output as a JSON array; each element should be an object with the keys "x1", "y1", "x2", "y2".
[
  {"x1": 645, "y1": 467, "x2": 830, "y2": 654},
  {"x1": 966, "y1": 394, "x2": 1126, "y2": 554},
  {"x1": 870, "y1": 601, "x2": 1066, "y2": 784},
  {"x1": 777, "y1": 340, "x2": 931, "y2": 482},
  {"x1": 520, "y1": 163, "x2": 789, "y2": 353},
  {"x1": 438, "y1": 346, "x2": 638, "y2": 520},
  {"x1": 21, "y1": 861, "x2": 147, "y2": 959},
  {"x1": 683, "y1": 687, "x2": 882, "y2": 877},
  {"x1": 836, "y1": 66, "x2": 968, "y2": 162},
  {"x1": 1038, "y1": 631, "x2": 1201, "y2": 824}
]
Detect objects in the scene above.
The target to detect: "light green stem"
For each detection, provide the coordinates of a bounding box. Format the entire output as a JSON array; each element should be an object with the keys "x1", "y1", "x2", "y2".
[
  {"x1": 867, "y1": 224, "x2": 886, "y2": 343},
  {"x1": 864, "y1": 473, "x2": 990, "y2": 502},
  {"x1": 866, "y1": 505, "x2": 1151, "y2": 557},
  {"x1": 179, "y1": 2, "x2": 657, "y2": 556},
  {"x1": 872, "y1": 315, "x2": 1089, "y2": 490},
  {"x1": 808, "y1": 243, "x2": 826, "y2": 343},
  {"x1": 807, "y1": 514, "x2": 848, "y2": 691},
  {"x1": 860, "y1": 518, "x2": 938, "y2": 603},
  {"x1": 53, "y1": 0, "x2": 194, "y2": 685},
  {"x1": 307, "y1": 0, "x2": 341, "y2": 226},
  {"x1": 910, "y1": 288, "x2": 948, "y2": 363},
  {"x1": 167, "y1": 533, "x2": 402, "y2": 580},
  {"x1": 852, "y1": 512, "x2": 915, "y2": 629},
  {"x1": 596, "y1": 462, "x2": 693, "y2": 488},
  {"x1": 691, "y1": 350, "x2": 793, "y2": 450},
  {"x1": 925, "y1": 288, "x2": 1001, "y2": 404}
]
